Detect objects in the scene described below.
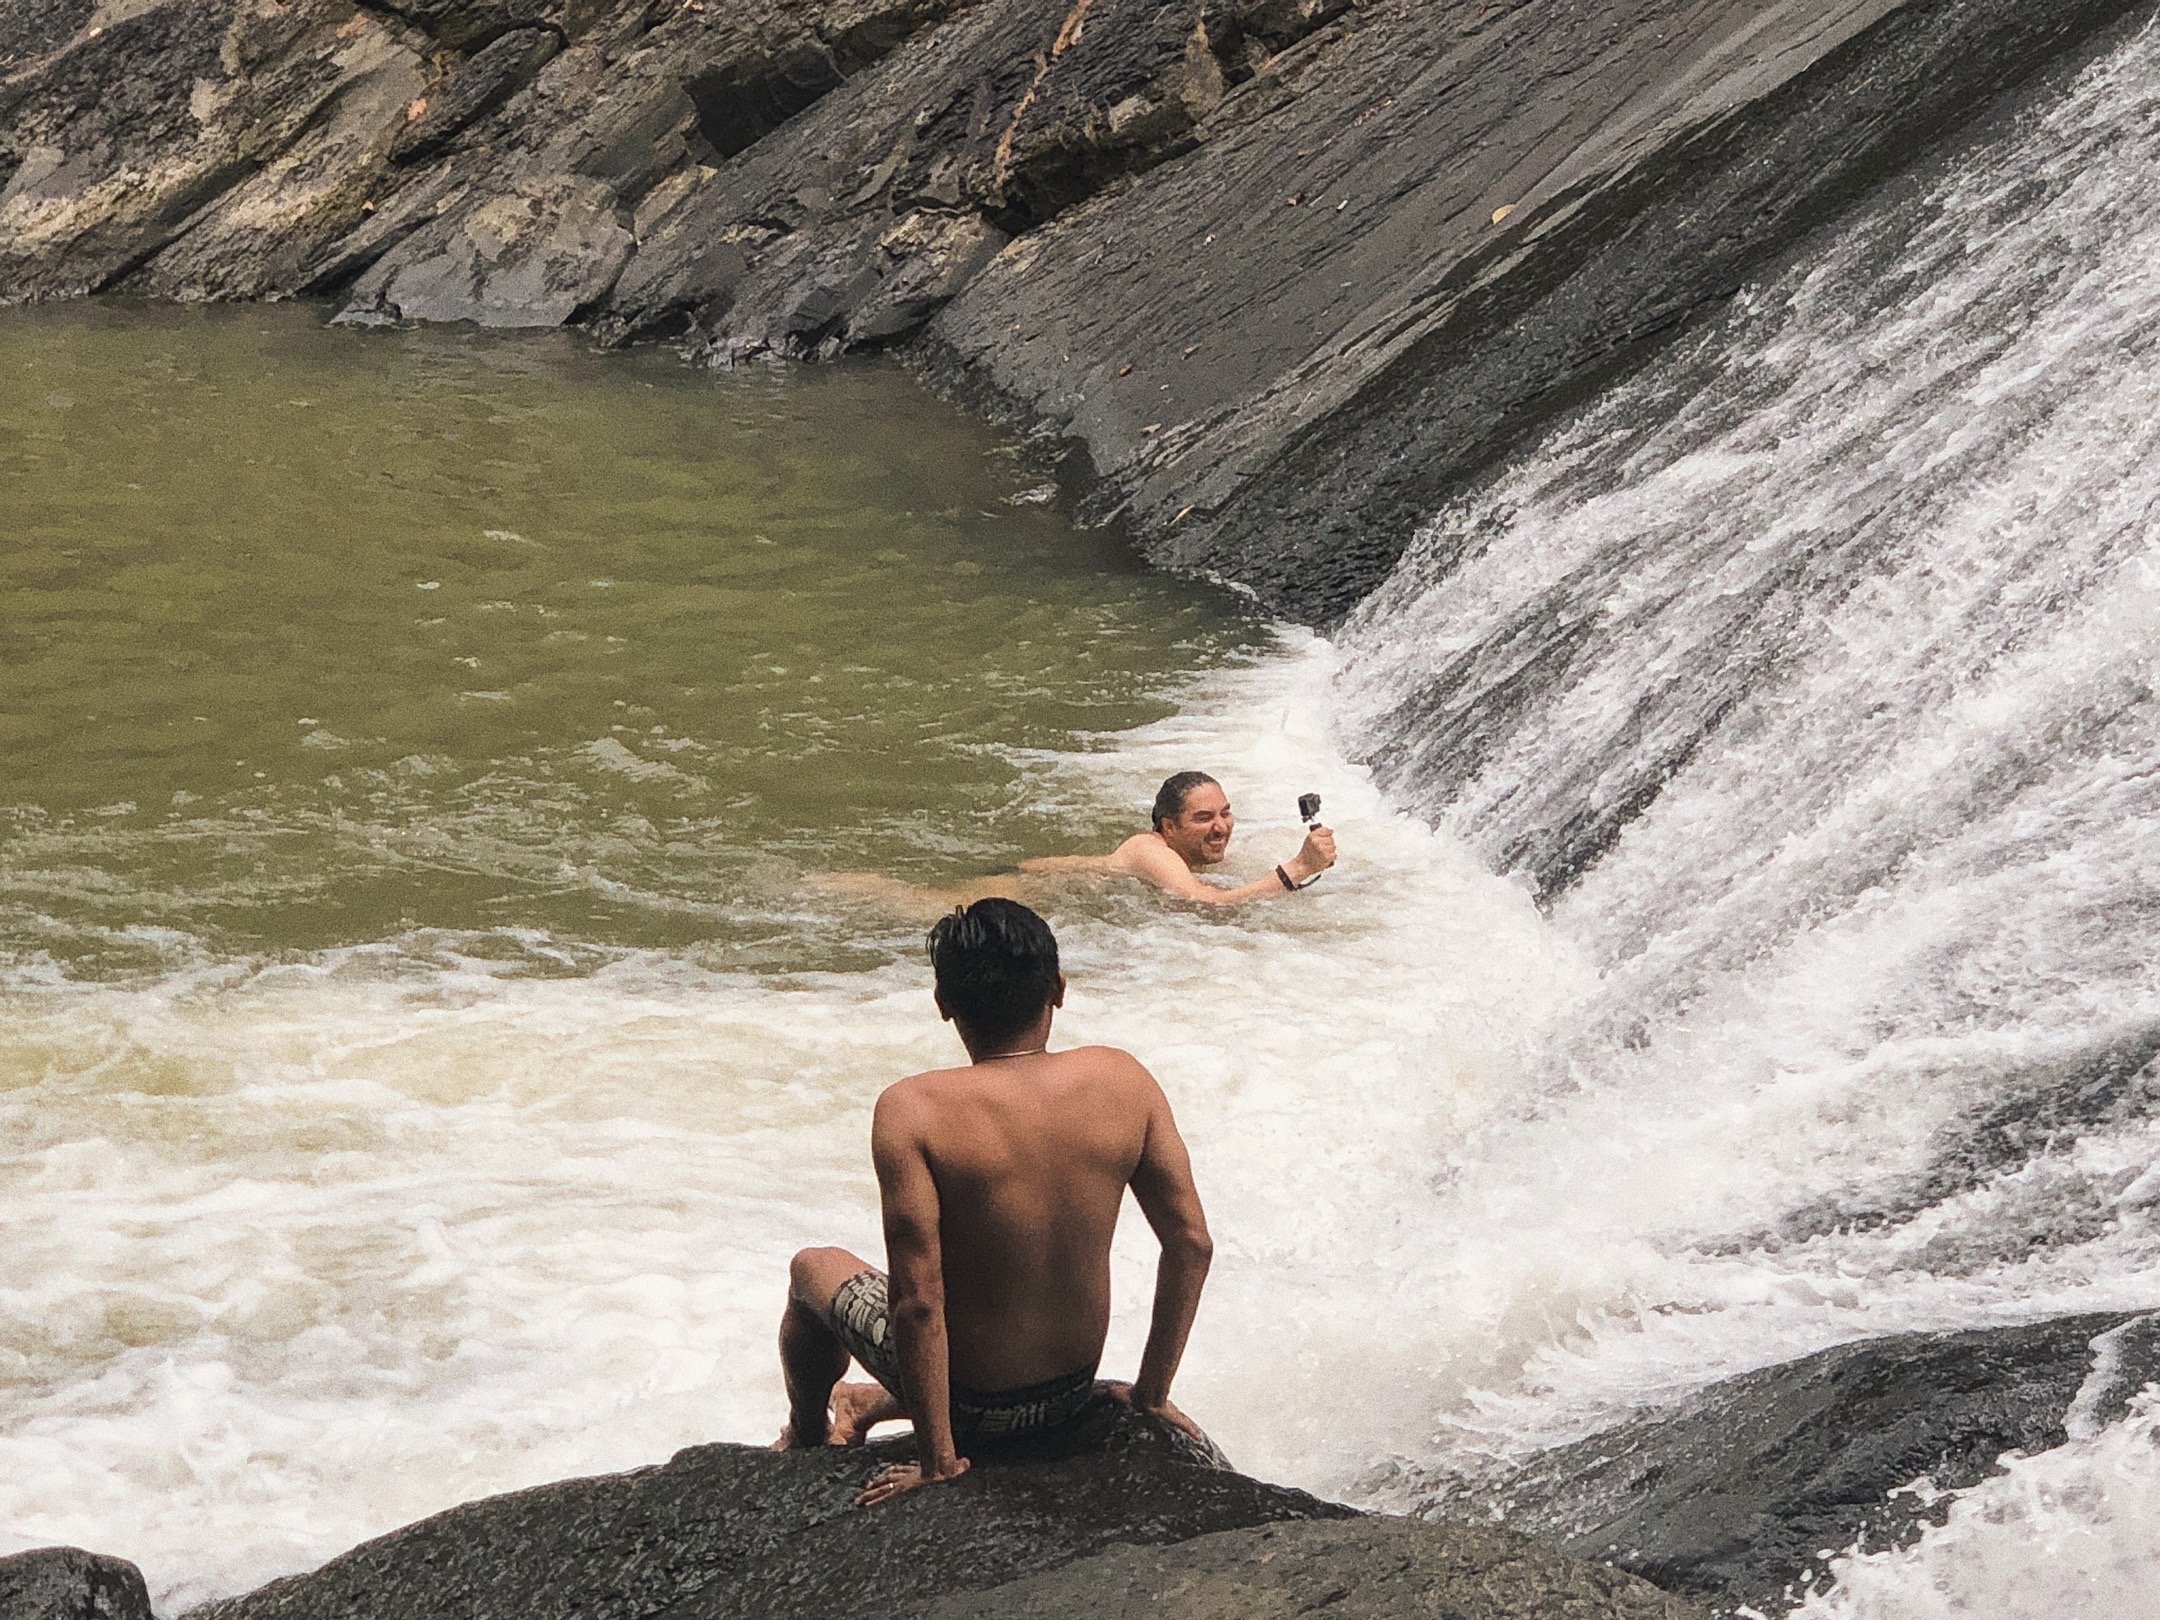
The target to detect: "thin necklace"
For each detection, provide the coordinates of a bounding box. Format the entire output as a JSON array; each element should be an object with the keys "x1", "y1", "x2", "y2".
[{"x1": 976, "y1": 1045, "x2": 1049, "y2": 1062}]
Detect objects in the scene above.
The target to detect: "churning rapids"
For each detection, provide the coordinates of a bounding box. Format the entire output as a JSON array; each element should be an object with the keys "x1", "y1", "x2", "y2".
[{"x1": 6, "y1": 23, "x2": 2160, "y2": 1620}]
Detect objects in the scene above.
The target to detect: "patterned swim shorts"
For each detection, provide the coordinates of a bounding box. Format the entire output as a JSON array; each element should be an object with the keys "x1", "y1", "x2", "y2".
[{"x1": 826, "y1": 1268, "x2": 1098, "y2": 1440}]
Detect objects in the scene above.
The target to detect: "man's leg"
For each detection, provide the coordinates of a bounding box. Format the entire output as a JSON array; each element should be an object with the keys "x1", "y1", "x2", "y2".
[{"x1": 776, "y1": 1246, "x2": 875, "y2": 1449}]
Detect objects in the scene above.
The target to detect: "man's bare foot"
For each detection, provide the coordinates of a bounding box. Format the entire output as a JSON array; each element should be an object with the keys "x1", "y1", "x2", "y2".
[
  {"x1": 773, "y1": 1413, "x2": 830, "y2": 1451},
  {"x1": 828, "y1": 1382, "x2": 905, "y2": 1446}
]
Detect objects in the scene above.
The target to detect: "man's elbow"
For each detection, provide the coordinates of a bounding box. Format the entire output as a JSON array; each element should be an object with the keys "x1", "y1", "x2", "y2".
[
  {"x1": 890, "y1": 1290, "x2": 941, "y2": 1330},
  {"x1": 1172, "y1": 1225, "x2": 1214, "y2": 1268}
]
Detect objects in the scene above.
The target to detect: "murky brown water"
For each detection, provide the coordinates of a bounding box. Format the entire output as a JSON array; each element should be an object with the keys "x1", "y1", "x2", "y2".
[{"x1": 1, "y1": 301, "x2": 1263, "y2": 975}]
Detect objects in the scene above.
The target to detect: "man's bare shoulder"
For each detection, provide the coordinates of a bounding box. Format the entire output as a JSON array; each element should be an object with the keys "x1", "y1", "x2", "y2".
[
  {"x1": 874, "y1": 1066, "x2": 972, "y2": 1127},
  {"x1": 1044, "y1": 1044, "x2": 1161, "y2": 1097},
  {"x1": 1109, "y1": 833, "x2": 1185, "y2": 878},
  {"x1": 1051, "y1": 1041, "x2": 1149, "y2": 1069}
]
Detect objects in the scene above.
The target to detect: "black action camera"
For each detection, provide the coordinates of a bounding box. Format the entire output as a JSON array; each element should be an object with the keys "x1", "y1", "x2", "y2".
[{"x1": 1297, "y1": 792, "x2": 1323, "y2": 826}]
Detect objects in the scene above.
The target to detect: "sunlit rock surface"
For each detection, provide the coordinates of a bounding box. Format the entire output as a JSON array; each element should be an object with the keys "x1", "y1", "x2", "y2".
[
  {"x1": 927, "y1": 1518, "x2": 1697, "y2": 1620},
  {"x1": 182, "y1": 1402, "x2": 1348, "y2": 1620}
]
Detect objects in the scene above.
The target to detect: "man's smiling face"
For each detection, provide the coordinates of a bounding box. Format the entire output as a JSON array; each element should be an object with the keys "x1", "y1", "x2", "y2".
[{"x1": 1160, "y1": 782, "x2": 1235, "y2": 868}]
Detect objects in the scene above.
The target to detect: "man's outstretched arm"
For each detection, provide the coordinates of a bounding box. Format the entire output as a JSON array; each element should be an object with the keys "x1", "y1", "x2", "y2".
[
  {"x1": 1122, "y1": 1071, "x2": 1213, "y2": 1430},
  {"x1": 860, "y1": 1088, "x2": 970, "y2": 1505}
]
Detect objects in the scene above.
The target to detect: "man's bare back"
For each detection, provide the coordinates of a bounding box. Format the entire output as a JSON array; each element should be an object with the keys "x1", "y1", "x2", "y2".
[
  {"x1": 874, "y1": 1045, "x2": 1182, "y2": 1391},
  {"x1": 774, "y1": 899, "x2": 1212, "y2": 1505}
]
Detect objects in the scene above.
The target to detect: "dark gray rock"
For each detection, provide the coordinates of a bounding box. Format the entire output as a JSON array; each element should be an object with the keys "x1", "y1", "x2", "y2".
[
  {"x1": 1420, "y1": 1311, "x2": 2160, "y2": 1615},
  {"x1": 184, "y1": 1398, "x2": 1355, "y2": 1620},
  {"x1": 0, "y1": 1546, "x2": 154, "y2": 1620},
  {"x1": 0, "y1": 0, "x2": 97, "y2": 78},
  {"x1": 0, "y1": 0, "x2": 254, "y2": 300},
  {"x1": 595, "y1": 0, "x2": 1304, "y2": 359},
  {"x1": 927, "y1": 1517, "x2": 1700, "y2": 1620},
  {"x1": 340, "y1": 0, "x2": 989, "y2": 330},
  {"x1": 390, "y1": 28, "x2": 564, "y2": 168},
  {"x1": 0, "y1": 0, "x2": 434, "y2": 305},
  {"x1": 371, "y1": 0, "x2": 562, "y2": 54},
  {"x1": 919, "y1": 0, "x2": 2154, "y2": 625},
  {"x1": 338, "y1": 171, "x2": 637, "y2": 327}
]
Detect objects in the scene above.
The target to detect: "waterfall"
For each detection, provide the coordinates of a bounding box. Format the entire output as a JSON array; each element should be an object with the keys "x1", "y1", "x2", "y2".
[{"x1": 1331, "y1": 18, "x2": 2160, "y2": 1608}]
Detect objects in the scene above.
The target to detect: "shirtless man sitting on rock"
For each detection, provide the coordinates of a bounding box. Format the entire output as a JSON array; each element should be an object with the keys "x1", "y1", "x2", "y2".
[{"x1": 775, "y1": 898, "x2": 1214, "y2": 1506}]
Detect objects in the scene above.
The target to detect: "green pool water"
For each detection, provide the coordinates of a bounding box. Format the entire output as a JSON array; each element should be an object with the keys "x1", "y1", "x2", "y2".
[{"x1": 0, "y1": 302, "x2": 1264, "y2": 975}]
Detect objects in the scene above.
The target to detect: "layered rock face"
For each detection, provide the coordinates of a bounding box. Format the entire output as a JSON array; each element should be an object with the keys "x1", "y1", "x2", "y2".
[{"x1": 3, "y1": 0, "x2": 2146, "y2": 620}]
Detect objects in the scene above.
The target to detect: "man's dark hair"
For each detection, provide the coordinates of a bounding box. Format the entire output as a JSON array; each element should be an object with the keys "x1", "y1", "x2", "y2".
[
  {"x1": 927, "y1": 899, "x2": 1062, "y2": 1044},
  {"x1": 1151, "y1": 770, "x2": 1220, "y2": 832}
]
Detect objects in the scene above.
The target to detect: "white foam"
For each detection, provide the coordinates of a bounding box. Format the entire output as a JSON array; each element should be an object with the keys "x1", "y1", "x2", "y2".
[
  {"x1": 0, "y1": 636, "x2": 1583, "y2": 1608},
  {"x1": 1786, "y1": 1393, "x2": 2160, "y2": 1620}
]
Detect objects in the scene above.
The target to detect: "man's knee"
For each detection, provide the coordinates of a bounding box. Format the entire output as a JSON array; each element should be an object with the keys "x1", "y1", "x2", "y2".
[{"x1": 789, "y1": 1245, "x2": 868, "y2": 1306}]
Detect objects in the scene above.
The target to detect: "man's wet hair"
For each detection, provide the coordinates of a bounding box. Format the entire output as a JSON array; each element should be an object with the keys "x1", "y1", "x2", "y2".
[
  {"x1": 927, "y1": 899, "x2": 1062, "y2": 1044},
  {"x1": 1151, "y1": 770, "x2": 1220, "y2": 833}
]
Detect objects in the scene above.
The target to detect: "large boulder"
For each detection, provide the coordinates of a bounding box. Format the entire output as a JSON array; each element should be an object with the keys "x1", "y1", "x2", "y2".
[
  {"x1": 180, "y1": 1395, "x2": 1703, "y2": 1620},
  {"x1": 184, "y1": 1399, "x2": 1354, "y2": 1620},
  {"x1": 1428, "y1": 1311, "x2": 2160, "y2": 1615},
  {"x1": 0, "y1": 1546, "x2": 154, "y2": 1620},
  {"x1": 927, "y1": 1517, "x2": 1698, "y2": 1619}
]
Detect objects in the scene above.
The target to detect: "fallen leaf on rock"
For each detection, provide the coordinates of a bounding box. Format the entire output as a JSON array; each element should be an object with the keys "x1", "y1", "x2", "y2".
[
  {"x1": 406, "y1": 97, "x2": 429, "y2": 123},
  {"x1": 1491, "y1": 203, "x2": 1515, "y2": 225},
  {"x1": 1118, "y1": 363, "x2": 1133, "y2": 376}
]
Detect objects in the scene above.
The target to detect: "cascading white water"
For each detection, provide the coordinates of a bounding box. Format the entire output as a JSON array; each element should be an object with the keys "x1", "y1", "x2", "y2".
[{"x1": 1333, "y1": 17, "x2": 2160, "y2": 1610}]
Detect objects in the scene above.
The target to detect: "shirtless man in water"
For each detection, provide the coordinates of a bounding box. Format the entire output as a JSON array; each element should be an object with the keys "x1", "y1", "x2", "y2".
[
  {"x1": 775, "y1": 899, "x2": 1213, "y2": 1505},
  {"x1": 1018, "y1": 770, "x2": 1337, "y2": 905},
  {"x1": 816, "y1": 771, "x2": 1337, "y2": 915}
]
